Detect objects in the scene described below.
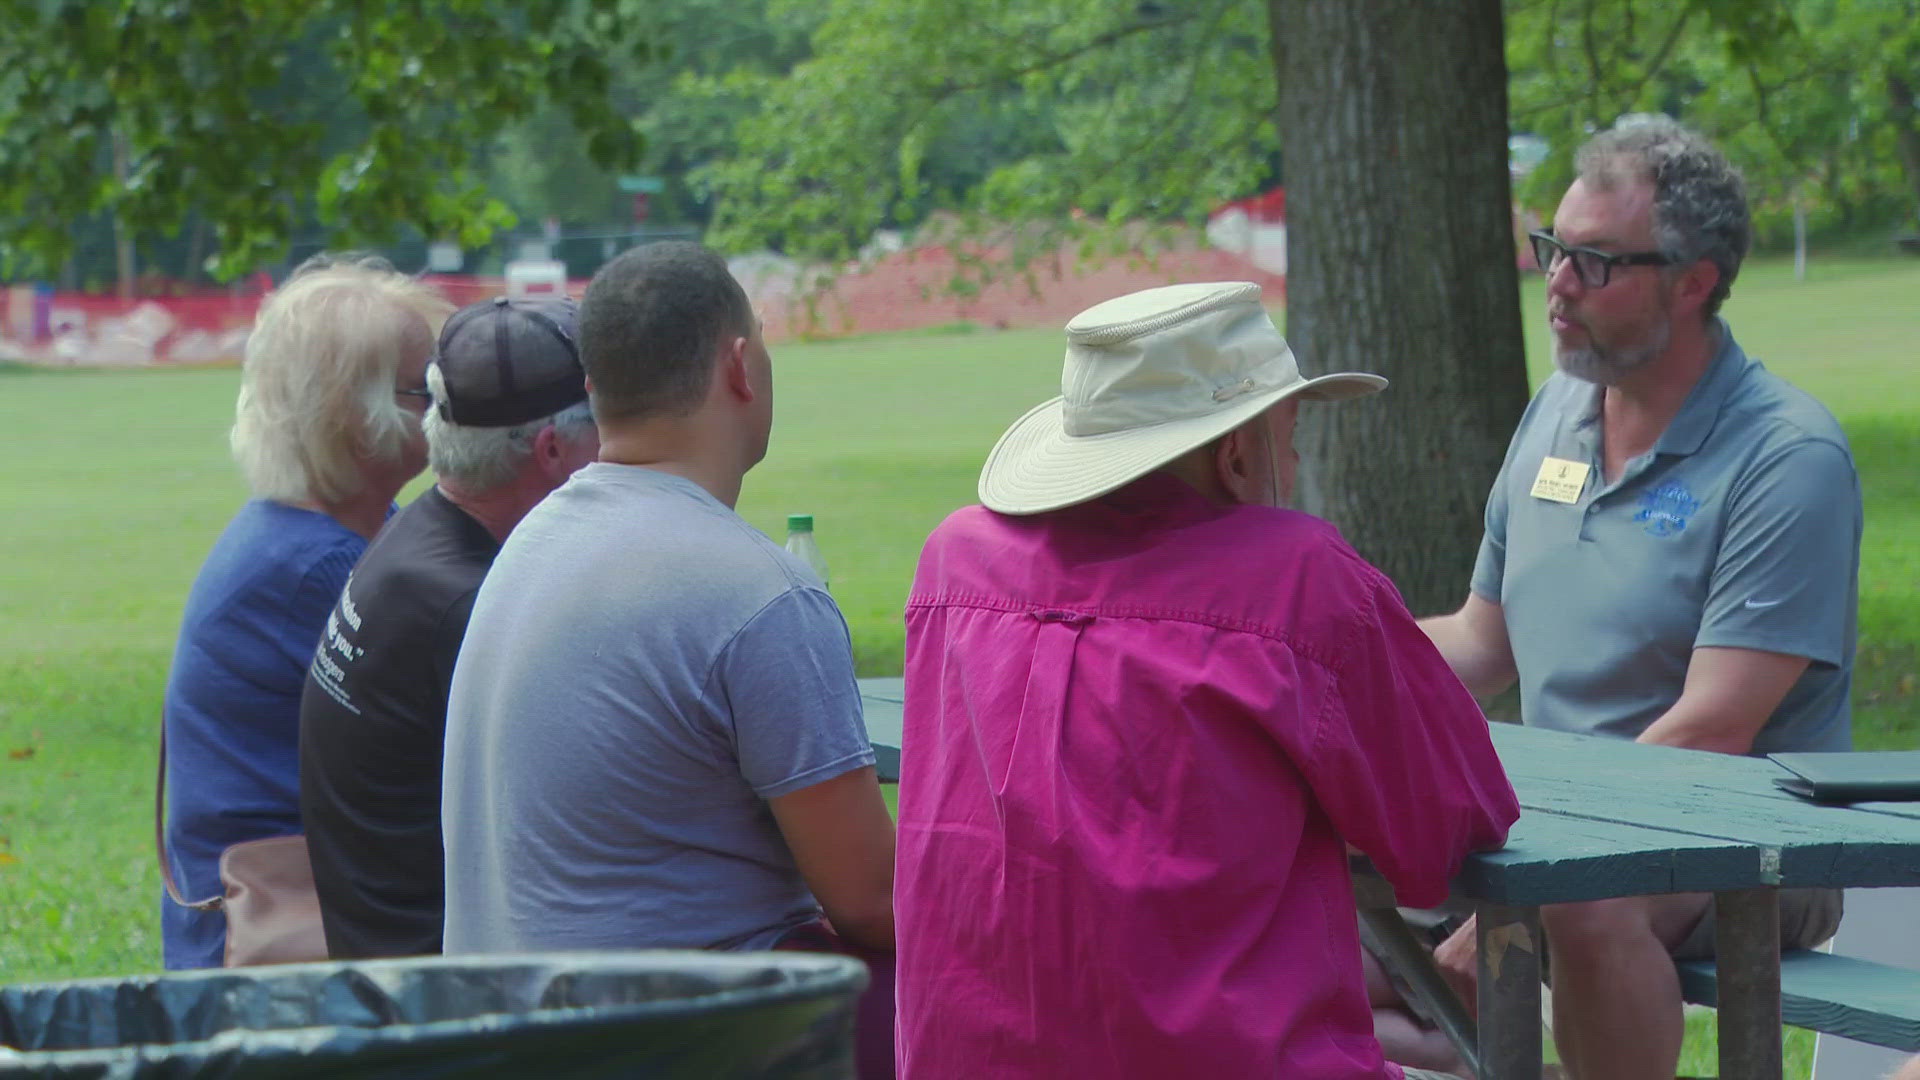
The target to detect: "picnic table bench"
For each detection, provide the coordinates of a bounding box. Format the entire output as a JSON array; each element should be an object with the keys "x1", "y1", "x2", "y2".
[{"x1": 1678, "y1": 951, "x2": 1920, "y2": 1054}]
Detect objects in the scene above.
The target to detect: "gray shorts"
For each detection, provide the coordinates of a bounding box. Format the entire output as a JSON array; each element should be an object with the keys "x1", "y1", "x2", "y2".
[{"x1": 1669, "y1": 886, "x2": 1844, "y2": 960}]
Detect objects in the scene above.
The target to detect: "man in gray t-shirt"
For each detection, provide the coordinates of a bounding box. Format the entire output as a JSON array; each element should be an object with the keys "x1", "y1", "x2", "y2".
[
  {"x1": 441, "y1": 243, "x2": 895, "y2": 975},
  {"x1": 1415, "y1": 118, "x2": 1858, "y2": 1079},
  {"x1": 443, "y1": 464, "x2": 876, "y2": 952}
]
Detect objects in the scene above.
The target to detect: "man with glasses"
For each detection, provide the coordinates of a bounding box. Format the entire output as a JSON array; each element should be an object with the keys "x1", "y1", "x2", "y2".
[
  {"x1": 1415, "y1": 116, "x2": 1860, "y2": 1077},
  {"x1": 299, "y1": 296, "x2": 599, "y2": 958}
]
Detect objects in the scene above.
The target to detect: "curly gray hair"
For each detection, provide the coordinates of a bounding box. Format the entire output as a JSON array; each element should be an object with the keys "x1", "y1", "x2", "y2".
[{"x1": 1575, "y1": 114, "x2": 1750, "y2": 317}]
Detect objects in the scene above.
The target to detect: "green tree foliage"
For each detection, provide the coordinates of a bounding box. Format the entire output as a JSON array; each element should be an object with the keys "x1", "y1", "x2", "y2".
[
  {"x1": 6, "y1": 0, "x2": 1903, "y2": 287},
  {"x1": 486, "y1": 0, "x2": 818, "y2": 231},
  {"x1": 1704, "y1": 0, "x2": 1920, "y2": 238},
  {"x1": 1506, "y1": 0, "x2": 1791, "y2": 201},
  {"x1": 701, "y1": 0, "x2": 1276, "y2": 267},
  {"x1": 699, "y1": 0, "x2": 1908, "y2": 264},
  {"x1": 0, "y1": 0, "x2": 652, "y2": 281},
  {"x1": 1507, "y1": 0, "x2": 1920, "y2": 241}
]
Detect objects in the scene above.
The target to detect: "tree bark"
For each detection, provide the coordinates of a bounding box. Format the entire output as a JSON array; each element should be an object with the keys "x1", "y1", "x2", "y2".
[
  {"x1": 1269, "y1": 0, "x2": 1531, "y2": 616},
  {"x1": 186, "y1": 214, "x2": 209, "y2": 288},
  {"x1": 111, "y1": 129, "x2": 136, "y2": 300}
]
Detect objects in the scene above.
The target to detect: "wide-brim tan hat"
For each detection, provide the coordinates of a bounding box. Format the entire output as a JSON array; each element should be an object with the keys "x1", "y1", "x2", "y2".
[{"x1": 979, "y1": 282, "x2": 1385, "y2": 515}]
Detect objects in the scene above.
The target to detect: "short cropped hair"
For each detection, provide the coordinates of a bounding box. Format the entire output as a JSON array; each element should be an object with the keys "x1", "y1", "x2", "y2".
[
  {"x1": 230, "y1": 254, "x2": 453, "y2": 503},
  {"x1": 1575, "y1": 114, "x2": 1750, "y2": 317},
  {"x1": 578, "y1": 241, "x2": 755, "y2": 424},
  {"x1": 422, "y1": 389, "x2": 596, "y2": 490}
]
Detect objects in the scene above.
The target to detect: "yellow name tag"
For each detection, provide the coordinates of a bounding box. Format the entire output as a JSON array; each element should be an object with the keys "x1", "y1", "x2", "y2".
[{"x1": 1530, "y1": 456, "x2": 1591, "y2": 503}]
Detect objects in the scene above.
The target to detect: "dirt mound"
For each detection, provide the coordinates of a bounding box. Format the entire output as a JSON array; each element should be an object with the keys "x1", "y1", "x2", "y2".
[{"x1": 755, "y1": 241, "x2": 1285, "y2": 341}]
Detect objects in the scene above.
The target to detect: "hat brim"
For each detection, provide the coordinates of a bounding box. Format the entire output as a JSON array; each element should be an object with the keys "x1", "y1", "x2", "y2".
[{"x1": 977, "y1": 371, "x2": 1386, "y2": 515}]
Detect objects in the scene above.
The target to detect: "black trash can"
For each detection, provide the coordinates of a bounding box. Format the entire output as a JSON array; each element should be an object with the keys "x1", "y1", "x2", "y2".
[{"x1": 0, "y1": 950, "x2": 866, "y2": 1079}]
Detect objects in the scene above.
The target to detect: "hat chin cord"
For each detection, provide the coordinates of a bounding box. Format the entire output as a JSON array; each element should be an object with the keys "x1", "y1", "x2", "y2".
[{"x1": 1268, "y1": 424, "x2": 1284, "y2": 508}]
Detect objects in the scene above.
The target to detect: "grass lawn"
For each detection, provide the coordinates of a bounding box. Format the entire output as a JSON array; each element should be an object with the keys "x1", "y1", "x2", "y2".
[{"x1": 3, "y1": 255, "x2": 1917, "y2": 1075}]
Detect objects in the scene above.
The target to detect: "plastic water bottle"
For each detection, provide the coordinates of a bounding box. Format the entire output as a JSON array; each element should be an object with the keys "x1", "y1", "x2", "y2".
[{"x1": 785, "y1": 514, "x2": 829, "y2": 591}]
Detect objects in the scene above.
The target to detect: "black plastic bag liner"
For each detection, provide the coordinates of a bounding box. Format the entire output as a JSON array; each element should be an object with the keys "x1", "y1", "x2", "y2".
[{"x1": 0, "y1": 950, "x2": 866, "y2": 1079}]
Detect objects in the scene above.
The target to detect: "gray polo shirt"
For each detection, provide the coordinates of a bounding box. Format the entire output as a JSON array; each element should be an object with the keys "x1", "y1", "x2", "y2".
[{"x1": 1471, "y1": 322, "x2": 1859, "y2": 753}]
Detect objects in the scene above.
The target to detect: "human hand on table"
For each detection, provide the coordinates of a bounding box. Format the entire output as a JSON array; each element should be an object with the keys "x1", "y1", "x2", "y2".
[{"x1": 1434, "y1": 914, "x2": 1479, "y2": 1018}]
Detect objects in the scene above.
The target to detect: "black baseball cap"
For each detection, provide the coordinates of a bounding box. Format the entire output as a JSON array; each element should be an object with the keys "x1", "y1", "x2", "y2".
[{"x1": 430, "y1": 296, "x2": 588, "y2": 428}]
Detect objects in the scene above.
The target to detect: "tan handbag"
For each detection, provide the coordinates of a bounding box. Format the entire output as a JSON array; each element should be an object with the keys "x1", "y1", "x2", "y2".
[{"x1": 156, "y1": 728, "x2": 330, "y2": 966}]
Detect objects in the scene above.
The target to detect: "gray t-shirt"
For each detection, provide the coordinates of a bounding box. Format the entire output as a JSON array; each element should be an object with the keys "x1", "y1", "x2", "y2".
[
  {"x1": 441, "y1": 464, "x2": 875, "y2": 954},
  {"x1": 1471, "y1": 322, "x2": 1860, "y2": 753}
]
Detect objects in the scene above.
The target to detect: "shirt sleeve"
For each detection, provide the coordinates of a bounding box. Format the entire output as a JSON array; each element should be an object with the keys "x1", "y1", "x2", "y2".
[
  {"x1": 1467, "y1": 482, "x2": 1507, "y2": 604},
  {"x1": 1468, "y1": 413, "x2": 1532, "y2": 605},
  {"x1": 1472, "y1": 377, "x2": 1572, "y2": 605},
  {"x1": 714, "y1": 586, "x2": 877, "y2": 799},
  {"x1": 284, "y1": 543, "x2": 362, "y2": 674},
  {"x1": 1695, "y1": 439, "x2": 1859, "y2": 667},
  {"x1": 1298, "y1": 570, "x2": 1520, "y2": 908},
  {"x1": 432, "y1": 588, "x2": 481, "y2": 704}
]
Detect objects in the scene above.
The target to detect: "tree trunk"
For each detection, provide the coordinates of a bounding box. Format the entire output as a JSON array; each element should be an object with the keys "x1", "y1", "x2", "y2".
[
  {"x1": 1268, "y1": 0, "x2": 1531, "y2": 616},
  {"x1": 1822, "y1": 151, "x2": 1854, "y2": 231},
  {"x1": 111, "y1": 129, "x2": 136, "y2": 300},
  {"x1": 185, "y1": 214, "x2": 209, "y2": 287},
  {"x1": 1886, "y1": 72, "x2": 1920, "y2": 231}
]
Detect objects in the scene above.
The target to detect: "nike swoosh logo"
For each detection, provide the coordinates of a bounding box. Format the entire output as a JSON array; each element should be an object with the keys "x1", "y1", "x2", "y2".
[{"x1": 1744, "y1": 598, "x2": 1786, "y2": 609}]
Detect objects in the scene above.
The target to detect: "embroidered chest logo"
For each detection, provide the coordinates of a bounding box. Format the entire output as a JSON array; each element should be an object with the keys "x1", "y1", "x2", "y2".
[{"x1": 1633, "y1": 480, "x2": 1702, "y2": 538}]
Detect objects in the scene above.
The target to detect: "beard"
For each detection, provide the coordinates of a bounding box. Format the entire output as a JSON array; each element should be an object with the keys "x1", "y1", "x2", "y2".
[{"x1": 1552, "y1": 308, "x2": 1672, "y2": 385}]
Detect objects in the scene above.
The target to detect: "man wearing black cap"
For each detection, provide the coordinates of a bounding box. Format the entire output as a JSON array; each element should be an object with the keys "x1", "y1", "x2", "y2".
[{"x1": 298, "y1": 295, "x2": 598, "y2": 959}]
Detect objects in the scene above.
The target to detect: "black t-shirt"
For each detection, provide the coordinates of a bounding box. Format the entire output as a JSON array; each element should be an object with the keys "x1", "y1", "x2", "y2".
[{"x1": 299, "y1": 486, "x2": 499, "y2": 958}]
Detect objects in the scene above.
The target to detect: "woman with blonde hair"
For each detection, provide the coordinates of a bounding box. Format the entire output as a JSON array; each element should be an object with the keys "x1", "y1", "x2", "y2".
[{"x1": 159, "y1": 254, "x2": 451, "y2": 968}]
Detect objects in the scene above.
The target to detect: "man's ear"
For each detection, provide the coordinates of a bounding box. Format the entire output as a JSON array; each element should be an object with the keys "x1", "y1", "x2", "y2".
[
  {"x1": 721, "y1": 335, "x2": 755, "y2": 403},
  {"x1": 1213, "y1": 426, "x2": 1257, "y2": 505},
  {"x1": 530, "y1": 423, "x2": 568, "y2": 484},
  {"x1": 1675, "y1": 259, "x2": 1721, "y2": 318}
]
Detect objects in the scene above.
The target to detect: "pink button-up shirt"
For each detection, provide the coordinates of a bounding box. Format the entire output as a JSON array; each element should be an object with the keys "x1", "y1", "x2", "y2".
[{"x1": 897, "y1": 474, "x2": 1518, "y2": 1078}]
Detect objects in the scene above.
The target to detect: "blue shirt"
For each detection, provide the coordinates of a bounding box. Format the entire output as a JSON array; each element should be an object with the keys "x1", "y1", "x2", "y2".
[
  {"x1": 161, "y1": 500, "x2": 368, "y2": 968},
  {"x1": 1472, "y1": 322, "x2": 1860, "y2": 753}
]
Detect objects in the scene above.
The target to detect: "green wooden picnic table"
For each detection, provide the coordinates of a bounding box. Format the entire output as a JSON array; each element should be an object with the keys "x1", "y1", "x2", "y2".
[
  {"x1": 856, "y1": 677, "x2": 1920, "y2": 1080},
  {"x1": 858, "y1": 677, "x2": 904, "y2": 784},
  {"x1": 1456, "y1": 723, "x2": 1920, "y2": 1079}
]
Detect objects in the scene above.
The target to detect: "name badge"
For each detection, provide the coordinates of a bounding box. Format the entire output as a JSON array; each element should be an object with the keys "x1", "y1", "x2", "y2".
[{"x1": 1530, "y1": 456, "x2": 1591, "y2": 504}]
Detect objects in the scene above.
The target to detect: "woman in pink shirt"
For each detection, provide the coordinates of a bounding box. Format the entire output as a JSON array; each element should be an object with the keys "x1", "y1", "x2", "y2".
[{"x1": 896, "y1": 282, "x2": 1517, "y2": 1079}]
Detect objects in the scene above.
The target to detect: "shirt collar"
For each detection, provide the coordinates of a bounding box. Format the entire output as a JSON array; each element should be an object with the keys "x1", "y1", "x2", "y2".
[
  {"x1": 1655, "y1": 318, "x2": 1749, "y2": 457},
  {"x1": 1079, "y1": 470, "x2": 1230, "y2": 527},
  {"x1": 1571, "y1": 382, "x2": 1604, "y2": 430}
]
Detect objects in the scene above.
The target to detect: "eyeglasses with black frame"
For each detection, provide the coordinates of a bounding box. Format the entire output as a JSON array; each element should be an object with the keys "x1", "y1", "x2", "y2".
[{"x1": 1528, "y1": 230, "x2": 1674, "y2": 289}]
